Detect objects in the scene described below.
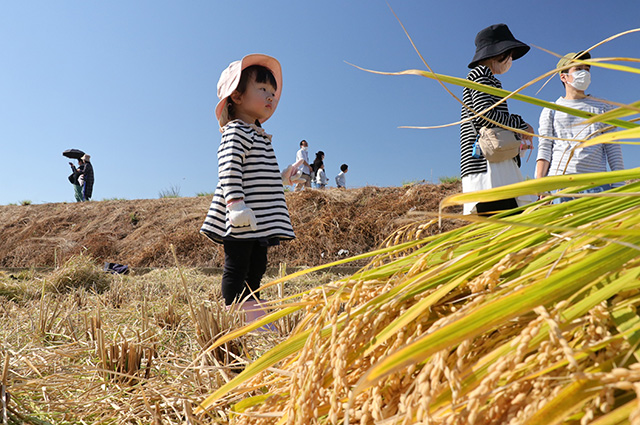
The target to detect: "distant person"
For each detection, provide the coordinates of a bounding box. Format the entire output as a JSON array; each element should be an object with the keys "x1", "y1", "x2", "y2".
[
  {"x1": 315, "y1": 161, "x2": 329, "y2": 189},
  {"x1": 68, "y1": 158, "x2": 85, "y2": 202},
  {"x1": 294, "y1": 140, "x2": 311, "y2": 191},
  {"x1": 200, "y1": 54, "x2": 294, "y2": 324},
  {"x1": 80, "y1": 154, "x2": 94, "y2": 201},
  {"x1": 460, "y1": 23, "x2": 534, "y2": 215},
  {"x1": 310, "y1": 150, "x2": 325, "y2": 188},
  {"x1": 335, "y1": 163, "x2": 348, "y2": 188},
  {"x1": 536, "y1": 51, "x2": 624, "y2": 202}
]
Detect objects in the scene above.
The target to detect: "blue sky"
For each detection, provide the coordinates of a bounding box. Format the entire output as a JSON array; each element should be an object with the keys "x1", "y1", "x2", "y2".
[{"x1": 1, "y1": 1, "x2": 638, "y2": 205}]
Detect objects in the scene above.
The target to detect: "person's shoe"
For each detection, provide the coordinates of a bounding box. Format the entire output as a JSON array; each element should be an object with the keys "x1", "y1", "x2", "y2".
[{"x1": 241, "y1": 299, "x2": 276, "y2": 332}]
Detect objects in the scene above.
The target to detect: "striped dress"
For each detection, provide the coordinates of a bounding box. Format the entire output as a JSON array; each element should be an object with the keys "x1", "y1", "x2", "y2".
[
  {"x1": 460, "y1": 65, "x2": 528, "y2": 178},
  {"x1": 200, "y1": 120, "x2": 295, "y2": 244},
  {"x1": 537, "y1": 96, "x2": 624, "y2": 185}
]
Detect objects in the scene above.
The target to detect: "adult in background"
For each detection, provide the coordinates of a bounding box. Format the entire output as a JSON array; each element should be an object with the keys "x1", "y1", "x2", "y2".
[
  {"x1": 310, "y1": 150, "x2": 325, "y2": 188},
  {"x1": 294, "y1": 140, "x2": 311, "y2": 191},
  {"x1": 460, "y1": 23, "x2": 535, "y2": 215},
  {"x1": 80, "y1": 154, "x2": 94, "y2": 201},
  {"x1": 68, "y1": 158, "x2": 85, "y2": 202},
  {"x1": 535, "y1": 51, "x2": 624, "y2": 202}
]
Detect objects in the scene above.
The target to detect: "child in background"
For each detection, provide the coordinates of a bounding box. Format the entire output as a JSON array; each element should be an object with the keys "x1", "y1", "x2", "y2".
[
  {"x1": 200, "y1": 54, "x2": 296, "y2": 324},
  {"x1": 335, "y1": 163, "x2": 348, "y2": 188},
  {"x1": 315, "y1": 161, "x2": 329, "y2": 189}
]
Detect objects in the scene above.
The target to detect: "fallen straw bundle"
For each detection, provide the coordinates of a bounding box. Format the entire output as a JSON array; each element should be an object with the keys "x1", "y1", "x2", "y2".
[{"x1": 198, "y1": 171, "x2": 640, "y2": 424}]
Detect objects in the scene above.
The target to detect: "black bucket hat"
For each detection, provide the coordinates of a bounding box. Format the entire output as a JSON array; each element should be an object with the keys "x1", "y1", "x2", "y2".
[{"x1": 468, "y1": 23, "x2": 530, "y2": 68}]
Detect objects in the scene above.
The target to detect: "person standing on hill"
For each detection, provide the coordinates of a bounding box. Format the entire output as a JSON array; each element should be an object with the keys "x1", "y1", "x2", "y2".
[
  {"x1": 68, "y1": 158, "x2": 85, "y2": 202},
  {"x1": 310, "y1": 150, "x2": 325, "y2": 188},
  {"x1": 535, "y1": 51, "x2": 624, "y2": 202},
  {"x1": 460, "y1": 23, "x2": 534, "y2": 215},
  {"x1": 335, "y1": 163, "x2": 348, "y2": 188},
  {"x1": 294, "y1": 140, "x2": 311, "y2": 191},
  {"x1": 80, "y1": 154, "x2": 94, "y2": 201},
  {"x1": 315, "y1": 161, "x2": 329, "y2": 189}
]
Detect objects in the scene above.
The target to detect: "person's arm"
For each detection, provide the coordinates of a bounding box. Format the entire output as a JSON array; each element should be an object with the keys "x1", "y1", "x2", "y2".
[
  {"x1": 535, "y1": 159, "x2": 550, "y2": 179},
  {"x1": 604, "y1": 144, "x2": 625, "y2": 187},
  {"x1": 604, "y1": 144, "x2": 624, "y2": 172},
  {"x1": 535, "y1": 108, "x2": 555, "y2": 178},
  {"x1": 218, "y1": 125, "x2": 250, "y2": 203}
]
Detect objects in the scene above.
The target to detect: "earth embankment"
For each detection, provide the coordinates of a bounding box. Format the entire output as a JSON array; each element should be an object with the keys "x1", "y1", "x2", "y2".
[{"x1": 0, "y1": 184, "x2": 462, "y2": 268}]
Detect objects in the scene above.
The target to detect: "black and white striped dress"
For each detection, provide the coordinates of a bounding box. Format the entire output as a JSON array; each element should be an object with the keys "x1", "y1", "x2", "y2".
[
  {"x1": 460, "y1": 65, "x2": 527, "y2": 178},
  {"x1": 200, "y1": 120, "x2": 295, "y2": 244}
]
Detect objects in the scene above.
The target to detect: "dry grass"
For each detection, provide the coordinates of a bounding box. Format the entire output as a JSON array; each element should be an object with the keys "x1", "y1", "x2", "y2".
[
  {"x1": 0, "y1": 184, "x2": 463, "y2": 269},
  {"x1": 0, "y1": 255, "x2": 347, "y2": 424}
]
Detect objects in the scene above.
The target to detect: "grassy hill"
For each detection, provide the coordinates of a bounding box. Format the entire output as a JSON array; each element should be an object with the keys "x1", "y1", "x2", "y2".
[{"x1": 0, "y1": 184, "x2": 462, "y2": 269}]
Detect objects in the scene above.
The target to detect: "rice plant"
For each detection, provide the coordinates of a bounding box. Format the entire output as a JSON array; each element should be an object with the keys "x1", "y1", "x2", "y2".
[{"x1": 195, "y1": 28, "x2": 640, "y2": 425}]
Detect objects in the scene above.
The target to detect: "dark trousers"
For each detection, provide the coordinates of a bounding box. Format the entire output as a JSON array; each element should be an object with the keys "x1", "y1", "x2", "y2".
[
  {"x1": 475, "y1": 198, "x2": 519, "y2": 216},
  {"x1": 221, "y1": 239, "x2": 268, "y2": 306}
]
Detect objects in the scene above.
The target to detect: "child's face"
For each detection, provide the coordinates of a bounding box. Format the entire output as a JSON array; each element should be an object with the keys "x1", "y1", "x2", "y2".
[{"x1": 231, "y1": 78, "x2": 277, "y2": 124}]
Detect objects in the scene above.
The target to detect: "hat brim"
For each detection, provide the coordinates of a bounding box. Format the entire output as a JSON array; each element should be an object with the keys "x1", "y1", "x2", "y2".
[
  {"x1": 468, "y1": 41, "x2": 530, "y2": 68},
  {"x1": 215, "y1": 54, "x2": 282, "y2": 128}
]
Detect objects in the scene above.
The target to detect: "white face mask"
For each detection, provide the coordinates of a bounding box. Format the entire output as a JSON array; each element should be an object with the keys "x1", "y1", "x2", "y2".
[
  {"x1": 302, "y1": 146, "x2": 308, "y2": 152},
  {"x1": 568, "y1": 70, "x2": 591, "y2": 91}
]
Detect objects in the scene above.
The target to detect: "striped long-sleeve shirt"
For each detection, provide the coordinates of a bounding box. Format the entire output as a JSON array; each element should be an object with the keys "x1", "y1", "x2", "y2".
[
  {"x1": 460, "y1": 65, "x2": 528, "y2": 178},
  {"x1": 200, "y1": 120, "x2": 295, "y2": 243},
  {"x1": 537, "y1": 96, "x2": 624, "y2": 185}
]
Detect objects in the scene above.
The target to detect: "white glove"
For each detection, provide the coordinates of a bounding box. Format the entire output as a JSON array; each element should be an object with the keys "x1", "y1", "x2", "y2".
[
  {"x1": 281, "y1": 159, "x2": 305, "y2": 186},
  {"x1": 227, "y1": 200, "x2": 258, "y2": 231}
]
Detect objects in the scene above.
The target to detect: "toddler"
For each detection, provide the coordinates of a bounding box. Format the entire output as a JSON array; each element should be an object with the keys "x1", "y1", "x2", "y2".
[
  {"x1": 200, "y1": 54, "x2": 296, "y2": 322},
  {"x1": 315, "y1": 162, "x2": 329, "y2": 189}
]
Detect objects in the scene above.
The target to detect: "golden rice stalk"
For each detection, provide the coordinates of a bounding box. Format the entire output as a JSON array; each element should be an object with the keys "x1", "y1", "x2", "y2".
[
  {"x1": 95, "y1": 329, "x2": 156, "y2": 385},
  {"x1": 194, "y1": 27, "x2": 640, "y2": 425},
  {"x1": 194, "y1": 300, "x2": 245, "y2": 371},
  {"x1": 194, "y1": 177, "x2": 640, "y2": 424}
]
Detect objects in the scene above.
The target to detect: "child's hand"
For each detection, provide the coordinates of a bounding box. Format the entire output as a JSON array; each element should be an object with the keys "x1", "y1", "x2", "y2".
[{"x1": 227, "y1": 200, "x2": 258, "y2": 231}]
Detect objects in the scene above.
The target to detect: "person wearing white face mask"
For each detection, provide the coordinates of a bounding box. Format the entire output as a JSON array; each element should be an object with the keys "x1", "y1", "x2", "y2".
[
  {"x1": 535, "y1": 51, "x2": 624, "y2": 201},
  {"x1": 460, "y1": 23, "x2": 535, "y2": 215},
  {"x1": 294, "y1": 139, "x2": 311, "y2": 191}
]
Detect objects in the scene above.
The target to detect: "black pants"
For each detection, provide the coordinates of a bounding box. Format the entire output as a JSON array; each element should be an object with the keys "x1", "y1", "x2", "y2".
[
  {"x1": 475, "y1": 198, "x2": 519, "y2": 216},
  {"x1": 221, "y1": 239, "x2": 268, "y2": 305}
]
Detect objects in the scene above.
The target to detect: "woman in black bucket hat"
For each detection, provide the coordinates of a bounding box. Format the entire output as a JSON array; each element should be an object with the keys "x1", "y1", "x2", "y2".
[{"x1": 459, "y1": 23, "x2": 535, "y2": 216}]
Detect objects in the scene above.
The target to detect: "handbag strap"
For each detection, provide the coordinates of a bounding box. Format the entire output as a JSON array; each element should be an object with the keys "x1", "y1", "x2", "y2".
[{"x1": 464, "y1": 106, "x2": 480, "y2": 138}]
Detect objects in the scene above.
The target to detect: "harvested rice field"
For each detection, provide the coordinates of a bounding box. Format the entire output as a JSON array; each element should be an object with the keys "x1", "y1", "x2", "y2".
[
  {"x1": 0, "y1": 260, "x2": 341, "y2": 424},
  {"x1": 0, "y1": 183, "x2": 463, "y2": 424},
  {"x1": 4, "y1": 177, "x2": 640, "y2": 424}
]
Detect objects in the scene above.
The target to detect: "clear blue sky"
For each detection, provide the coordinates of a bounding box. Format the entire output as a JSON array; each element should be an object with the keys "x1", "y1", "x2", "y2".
[{"x1": 1, "y1": 1, "x2": 638, "y2": 205}]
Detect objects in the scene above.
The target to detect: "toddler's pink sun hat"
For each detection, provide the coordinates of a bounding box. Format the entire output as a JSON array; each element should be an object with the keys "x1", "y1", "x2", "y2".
[{"x1": 215, "y1": 54, "x2": 282, "y2": 128}]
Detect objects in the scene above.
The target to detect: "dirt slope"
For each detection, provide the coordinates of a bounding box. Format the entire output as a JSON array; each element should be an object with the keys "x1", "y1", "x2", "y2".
[{"x1": 0, "y1": 184, "x2": 463, "y2": 268}]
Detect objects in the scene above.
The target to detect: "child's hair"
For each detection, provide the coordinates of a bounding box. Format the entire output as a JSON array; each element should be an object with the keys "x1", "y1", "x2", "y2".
[
  {"x1": 311, "y1": 152, "x2": 324, "y2": 174},
  {"x1": 340, "y1": 163, "x2": 348, "y2": 172},
  {"x1": 300, "y1": 140, "x2": 307, "y2": 147},
  {"x1": 227, "y1": 65, "x2": 278, "y2": 121}
]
